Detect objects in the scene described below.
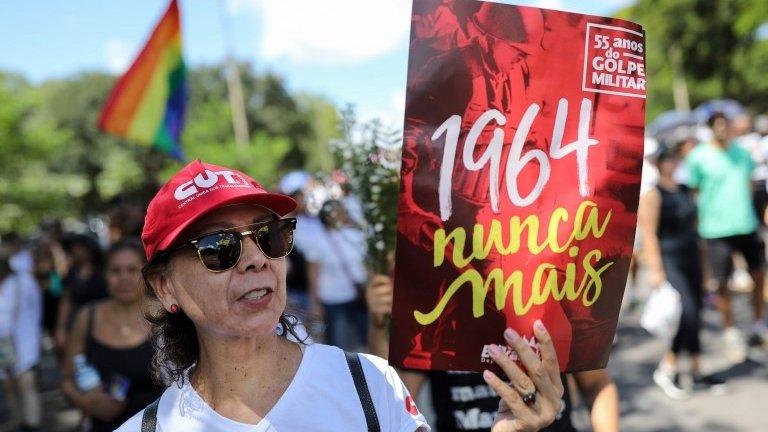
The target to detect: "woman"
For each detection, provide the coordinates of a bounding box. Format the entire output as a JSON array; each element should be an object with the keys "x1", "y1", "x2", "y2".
[
  {"x1": 639, "y1": 146, "x2": 726, "y2": 400},
  {"x1": 305, "y1": 199, "x2": 369, "y2": 350},
  {"x1": 116, "y1": 161, "x2": 564, "y2": 431},
  {"x1": 0, "y1": 247, "x2": 43, "y2": 432},
  {"x1": 61, "y1": 239, "x2": 163, "y2": 431}
]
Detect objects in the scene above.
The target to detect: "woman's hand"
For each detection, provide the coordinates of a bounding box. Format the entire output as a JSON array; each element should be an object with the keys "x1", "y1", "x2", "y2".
[
  {"x1": 366, "y1": 275, "x2": 393, "y2": 328},
  {"x1": 485, "y1": 321, "x2": 565, "y2": 432}
]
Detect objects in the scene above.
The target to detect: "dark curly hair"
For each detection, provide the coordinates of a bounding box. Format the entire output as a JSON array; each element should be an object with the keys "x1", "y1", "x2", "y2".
[{"x1": 142, "y1": 252, "x2": 312, "y2": 386}]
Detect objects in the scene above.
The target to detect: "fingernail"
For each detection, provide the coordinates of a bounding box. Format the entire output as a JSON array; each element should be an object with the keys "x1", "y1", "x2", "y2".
[
  {"x1": 488, "y1": 344, "x2": 501, "y2": 356},
  {"x1": 535, "y1": 320, "x2": 546, "y2": 332},
  {"x1": 482, "y1": 370, "x2": 494, "y2": 382},
  {"x1": 504, "y1": 328, "x2": 519, "y2": 342}
]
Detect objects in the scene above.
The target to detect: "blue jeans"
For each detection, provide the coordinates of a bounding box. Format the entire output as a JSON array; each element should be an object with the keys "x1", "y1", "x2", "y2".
[{"x1": 322, "y1": 300, "x2": 368, "y2": 351}]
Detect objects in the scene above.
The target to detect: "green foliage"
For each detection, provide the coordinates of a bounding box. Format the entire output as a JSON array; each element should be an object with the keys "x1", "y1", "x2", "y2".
[
  {"x1": 617, "y1": 0, "x2": 768, "y2": 120},
  {"x1": 181, "y1": 64, "x2": 339, "y2": 186},
  {"x1": 0, "y1": 64, "x2": 340, "y2": 233},
  {"x1": 332, "y1": 106, "x2": 402, "y2": 273}
]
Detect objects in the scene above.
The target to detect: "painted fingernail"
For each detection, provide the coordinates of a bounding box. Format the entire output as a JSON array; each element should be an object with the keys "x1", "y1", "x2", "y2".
[
  {"x1": 535, "y1": 320, "x2": 546, "y2": 332},
  {"x1": 488, "y1": 344, "x2": 501, "y2": 356},
  {"x1": 482, "y1": 370, "x2": 494, "y2": 382},
  {"x1": 504, "y1": 328, "x2": 519, "y2": 342}
]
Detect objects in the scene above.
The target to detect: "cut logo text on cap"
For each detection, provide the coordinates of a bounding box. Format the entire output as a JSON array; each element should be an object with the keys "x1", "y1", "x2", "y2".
[{"x1": 174, "y1": 169, "x2": 251, "y2": 201}]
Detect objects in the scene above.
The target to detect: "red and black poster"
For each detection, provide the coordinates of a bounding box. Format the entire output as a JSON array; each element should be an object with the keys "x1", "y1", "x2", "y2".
[{"x1": 391, "y1": 0, "x2": 646, "y2": 373}]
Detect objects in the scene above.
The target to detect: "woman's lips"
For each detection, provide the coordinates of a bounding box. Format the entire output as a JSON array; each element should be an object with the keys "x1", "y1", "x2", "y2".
[{"x1": 237, "y1": 287, "x2": 274, "y2": 309}]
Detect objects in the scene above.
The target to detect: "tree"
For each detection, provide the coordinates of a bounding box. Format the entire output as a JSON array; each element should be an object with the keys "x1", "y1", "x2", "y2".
[
  {"x1": 0, "y1": 72, "x2": 85, "y2": 232},
  {"x1": 617, "y1": 0, "x2": 768, "y2": 120},
  {"x1": 0, "y1": 63, "x2": 341, "y2": 233}
]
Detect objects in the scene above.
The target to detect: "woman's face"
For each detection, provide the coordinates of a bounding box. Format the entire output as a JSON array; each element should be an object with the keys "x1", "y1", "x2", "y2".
[
  {"x1": 658, "y1": 156, "x2": 679, "y2": 177},
  {"x1": 107, "y1": 249, "x2": 144, "y2": 304},
  {"x1": 164, "y1": 204, "x2": 287, "y2": 339}
]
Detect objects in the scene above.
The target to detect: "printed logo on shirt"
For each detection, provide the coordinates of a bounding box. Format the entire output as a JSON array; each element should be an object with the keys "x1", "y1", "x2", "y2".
[
  {"x1": 450, "y1": 384, "x2": 498, "y2": 402},
  {"x1": 405, "y1": 395, "x2": 420, "y2": 416}
]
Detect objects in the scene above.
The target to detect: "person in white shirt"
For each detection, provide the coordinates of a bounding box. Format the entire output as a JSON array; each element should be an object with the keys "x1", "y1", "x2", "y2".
[
  {"x1": 304, "y1": 199, "x2": 369, "y2": 351},
  {"x1": 0, "y1": 245, "x2": 43, "y2": 431},
  {"x1": 115, "y1": 160, "x2": 565, "y2": 432},
  {"x1": 279, "y1": 170, "x2": 324, "y2": 316}
]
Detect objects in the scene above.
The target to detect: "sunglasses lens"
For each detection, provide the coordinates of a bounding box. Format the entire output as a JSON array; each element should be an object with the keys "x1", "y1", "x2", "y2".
[
  {"x1": 256, "y1": 220, "x2": 295, "y2": 258},
  {"x1": 197, "y1": 232, "x2": 241, "y2": 271}
]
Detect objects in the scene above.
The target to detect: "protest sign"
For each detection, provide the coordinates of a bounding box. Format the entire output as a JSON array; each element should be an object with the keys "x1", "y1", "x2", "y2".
[{"x1": 391, "y1": 0, "x2": 646, "y2": 372}]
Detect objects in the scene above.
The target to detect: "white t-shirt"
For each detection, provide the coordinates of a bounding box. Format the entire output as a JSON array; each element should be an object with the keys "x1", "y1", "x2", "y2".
[
  {"x1": 115, "y1": 343, "x2": 430, "y2": 431},
  {"x1": 0, "y1": 272, "x2": 42, "y2": 378},
  {"x1": 301, "y1": 227, "x2": 367, "y2": 305}
]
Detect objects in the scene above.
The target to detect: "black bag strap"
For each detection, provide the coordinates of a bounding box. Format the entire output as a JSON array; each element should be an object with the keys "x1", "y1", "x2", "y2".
[
  {"x1": 140, "y1": 397, "x2": 160, "y2": 432},
  {"x1": 344, "y1": 351, "x2": 381, "y2": 432}
]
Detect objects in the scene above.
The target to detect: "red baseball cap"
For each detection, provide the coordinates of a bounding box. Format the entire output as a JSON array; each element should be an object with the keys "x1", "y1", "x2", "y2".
[{"x1": 141, "y1": 160, "x2": 297, "y2": 261}]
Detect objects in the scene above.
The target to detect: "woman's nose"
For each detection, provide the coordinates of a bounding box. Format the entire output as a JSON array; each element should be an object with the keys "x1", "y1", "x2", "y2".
[{"x1": 237, "y1": 234, "x2": 268, "y2": 272}]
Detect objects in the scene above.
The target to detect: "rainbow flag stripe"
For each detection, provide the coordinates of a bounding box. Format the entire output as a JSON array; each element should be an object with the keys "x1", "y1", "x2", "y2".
[{"x1": 99, "y1": 0, "x2": 186, "y2": 159}]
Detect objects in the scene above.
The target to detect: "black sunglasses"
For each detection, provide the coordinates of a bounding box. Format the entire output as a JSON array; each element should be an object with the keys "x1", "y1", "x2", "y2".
[{"x1": 162, "y1": 218, "x2": 297, "y2": 272}]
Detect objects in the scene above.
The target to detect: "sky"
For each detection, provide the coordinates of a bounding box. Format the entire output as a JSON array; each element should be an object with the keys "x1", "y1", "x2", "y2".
[{"x1": 0, "y1": 0, "x2": 633, "y2": 128}]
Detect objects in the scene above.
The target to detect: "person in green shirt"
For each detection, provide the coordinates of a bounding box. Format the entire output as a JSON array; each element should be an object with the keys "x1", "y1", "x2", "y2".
[{"x1": 685, "y1": 112, "x2": 767, "y2": 360}]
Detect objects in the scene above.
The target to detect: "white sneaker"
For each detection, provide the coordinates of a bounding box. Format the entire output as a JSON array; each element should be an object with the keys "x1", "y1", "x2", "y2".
[
  {"x1": 724, "y1": 327, "x2": 747, "y2": 363},
  {"x1": 653, "y1": 368, "x2": 690, "y2": 400}
]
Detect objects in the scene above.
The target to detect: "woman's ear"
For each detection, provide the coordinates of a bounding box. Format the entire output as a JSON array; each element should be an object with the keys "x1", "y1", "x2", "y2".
[{"x1": 146, "y1": 270, "x2": 180, "y2": 313}]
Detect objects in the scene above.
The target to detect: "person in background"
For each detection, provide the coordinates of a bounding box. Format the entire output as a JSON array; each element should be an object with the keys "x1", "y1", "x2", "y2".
[
  {"x1": 32, "y1": 231, "x2": 68, "y2": 343},
  {"x1": 686, "y1": 111, "x2": 767, "y2": 360},
  {"x1": 671, "y1": 136, "x2": 698, "y2": 186},
  {"x1": 339, "y1": 180, "x2": 366, "y2": 228},
  {"x1": 285, "y1": 245, "x2": 311, "y2": 315},
  {"x1": 107, "y1": 195, "x2": 149, "y2": 244},
  {"x1": 279, "y1": 171, "x2": 323, "y2": 316},
  {"x1": 305, "y1": 199, "x2": 369, "y2": 351},
  {"x1": 54, "y1": 234, "x2": 108, "y2": 352},
  {"x1": 60, "y1": 238, "x2": 163, "y2": 432},
  {"x1": 366, "y1": 275, "x2": 620, "y2": 432},
  {"x1": 0, "y1": 245, "x2": 43, "y2": 432},
  {"x1": 639, "y1": 146, "x2": 726, "y2": 399},
  {"x1": 627, "y1": 137, "x2": 661, "y2": 312},
  {"x1": 732, "y1": 113, "x2": 768, "y2": 225}
]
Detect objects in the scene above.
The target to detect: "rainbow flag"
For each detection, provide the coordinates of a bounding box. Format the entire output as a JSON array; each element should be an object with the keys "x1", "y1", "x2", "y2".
[{"x1": 99, "y1": 0, "x2": 187, "y2": 159}]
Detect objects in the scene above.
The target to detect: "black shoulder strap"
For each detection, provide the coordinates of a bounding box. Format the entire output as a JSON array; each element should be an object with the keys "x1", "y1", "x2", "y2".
[
  {"x1": 344, "y1": 351, "x2": 381, "y2": 432},
  {"x1": 141, "y1": 397, "x2": 160, "y2": 432}
]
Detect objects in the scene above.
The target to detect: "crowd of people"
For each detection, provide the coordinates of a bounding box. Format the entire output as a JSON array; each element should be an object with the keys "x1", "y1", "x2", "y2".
[
  {"x1": 637, "y1": 111, "x2": 768, "y2": 400},
  {"x1": 0, "y1": 110, "x2": 767, "y2": 431}
]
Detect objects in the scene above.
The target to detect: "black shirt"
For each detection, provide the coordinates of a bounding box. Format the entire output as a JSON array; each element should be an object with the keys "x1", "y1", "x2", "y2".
[
  {"x1": 84, "y1": 305, "x2": 164, "y2": 432},
  {"x1": 656, "y1": 184, "x2": 698, "y2": 255},
  {"x1": 429, "y1": 371, "x2": 577, "y2": 432}
]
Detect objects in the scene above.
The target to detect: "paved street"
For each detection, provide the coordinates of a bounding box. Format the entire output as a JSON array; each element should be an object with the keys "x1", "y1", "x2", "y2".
[{"x1": 607, "y1": 291, "x2": 768, "y2": 432}]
